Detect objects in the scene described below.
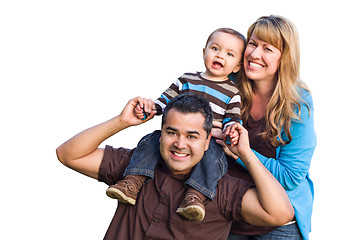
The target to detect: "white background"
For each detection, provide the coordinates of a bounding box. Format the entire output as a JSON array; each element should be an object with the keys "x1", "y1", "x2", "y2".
[{"x1": 1, "y1": 0, "x2": 358, "y2": 239}]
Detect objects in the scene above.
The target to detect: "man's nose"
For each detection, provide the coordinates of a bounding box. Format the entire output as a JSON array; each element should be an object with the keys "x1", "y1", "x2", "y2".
[{"x1": 174, "y1": 135, "x2": 187, "y2": 149}]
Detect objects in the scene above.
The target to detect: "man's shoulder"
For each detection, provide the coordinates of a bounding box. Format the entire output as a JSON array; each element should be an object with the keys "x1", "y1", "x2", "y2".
[
  {"x1": 217, "y1": 173, "x2": 254, "y2": 198},
  {"x1": 219, "y1": 173, "x2": 247, "y2": 184},
  {"x1": 98, "y1": 145, "x2": 135, "y2": 185}
]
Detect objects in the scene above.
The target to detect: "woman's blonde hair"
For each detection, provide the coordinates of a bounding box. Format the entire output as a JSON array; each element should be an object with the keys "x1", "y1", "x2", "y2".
[{"x1": 238, "y1": 15, "x2": 310, "y2": 147}]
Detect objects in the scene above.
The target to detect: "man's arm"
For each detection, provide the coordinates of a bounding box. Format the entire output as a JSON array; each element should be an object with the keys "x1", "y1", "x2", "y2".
[
  {"x1": 56, "y1": 96, "x2": 156, "y2": 179},
  {"x1": 226, "y1": 123, "x2": 294, "y2": 226}
]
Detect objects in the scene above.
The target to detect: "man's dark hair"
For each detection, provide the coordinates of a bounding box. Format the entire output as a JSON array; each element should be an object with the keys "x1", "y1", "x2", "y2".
[{"x1": 161, "y1": 93, "x2": 213, "y2": 138}]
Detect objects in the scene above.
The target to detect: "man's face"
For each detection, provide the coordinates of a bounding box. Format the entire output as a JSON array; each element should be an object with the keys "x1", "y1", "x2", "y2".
[{"x1": 159, "y1": 109, "x2": 211, "y2": 175}]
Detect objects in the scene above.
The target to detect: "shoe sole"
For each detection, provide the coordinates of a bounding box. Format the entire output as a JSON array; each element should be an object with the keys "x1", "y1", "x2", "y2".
[
  {"x1": 106, "y1": 187, "x2": 136, "y2": 205},
  {"x1": 176, "y1": 205, "x2": 205, "y2": 221}
]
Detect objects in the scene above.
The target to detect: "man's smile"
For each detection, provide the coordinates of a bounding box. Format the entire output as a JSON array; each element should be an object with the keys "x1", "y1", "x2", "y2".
[{"x1": 170, "y1": 150, "x2": 190, "y2": 159}]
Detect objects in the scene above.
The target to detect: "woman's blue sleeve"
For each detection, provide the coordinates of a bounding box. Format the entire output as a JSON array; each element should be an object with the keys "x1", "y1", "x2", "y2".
[{"x1": 236, "y1": 92, "x2": 316, "y2": 191}]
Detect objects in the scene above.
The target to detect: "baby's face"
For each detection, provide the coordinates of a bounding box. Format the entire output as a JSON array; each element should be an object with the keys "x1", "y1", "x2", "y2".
[{"x1": 202, "y1": 31, "x2": 244, "y2": 81}]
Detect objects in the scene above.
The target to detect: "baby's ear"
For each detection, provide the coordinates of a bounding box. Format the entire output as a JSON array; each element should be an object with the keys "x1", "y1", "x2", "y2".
[{"x1": 232, "y1": 63, "x2": 241, "y2": 73}]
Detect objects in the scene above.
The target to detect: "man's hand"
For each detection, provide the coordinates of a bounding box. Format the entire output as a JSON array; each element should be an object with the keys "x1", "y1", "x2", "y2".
[
  {"x1": 211, "y1": 121, "x2": 223, "y2": 139},
  {"x1": 56, "y1": 96, "x2": 156, "y2": 179}
]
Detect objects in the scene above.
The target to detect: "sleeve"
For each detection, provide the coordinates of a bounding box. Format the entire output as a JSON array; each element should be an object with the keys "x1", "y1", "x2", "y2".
[
  {"x1": 235, "y1": 92, "x2": 316, "y2": 191},
  {"x1": 218, "y1": 175, "x2": 254, "y2": 222},
  {"x1": 223, "y1": 93, "x2": 242, "y2": 130},
  {"x1": 154, "y1": 77, "x2": 183, "y2": 115},
  {"x1": 98, "y1": 145, "x2": 135, "y2": 186}
]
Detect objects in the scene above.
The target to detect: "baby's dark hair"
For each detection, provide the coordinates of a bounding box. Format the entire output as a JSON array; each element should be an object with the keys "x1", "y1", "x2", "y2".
[
  {"x1": 161, "y1": 92, "x2": 213, "y2": 138},
  {"x1": 205, "y1": 28, "x2": 246, "y2": 48}
]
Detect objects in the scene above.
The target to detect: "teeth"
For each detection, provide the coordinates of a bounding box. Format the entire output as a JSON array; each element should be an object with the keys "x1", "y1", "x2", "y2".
[
  {"x1": 249, "y1": 62, "x2": 263, "y2": 68},
  {"x1": 173, "y1": 152, "x2": 187, "y2": 157}
]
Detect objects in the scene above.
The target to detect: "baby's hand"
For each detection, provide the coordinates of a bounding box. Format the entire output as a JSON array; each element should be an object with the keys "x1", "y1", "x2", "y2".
[
  {"x1": 224, "y1": 125, "x2": 240, "y2": 146},
  {"x1": 134, "y1": 105, "x2": 145, "y2": 120},
  {"x1": 133, "y1": 98, "x2": 156, "y2": 120}
]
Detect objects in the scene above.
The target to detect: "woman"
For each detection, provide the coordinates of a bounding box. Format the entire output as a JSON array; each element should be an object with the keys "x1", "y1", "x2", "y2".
[{"x1": 223, "y1": 15, "x2": 316, "y2": 240}]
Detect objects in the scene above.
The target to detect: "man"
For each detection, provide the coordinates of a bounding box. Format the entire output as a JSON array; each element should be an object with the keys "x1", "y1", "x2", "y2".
[{"x1": 56, "y1": 93, "x2": 293, "y2": 239}]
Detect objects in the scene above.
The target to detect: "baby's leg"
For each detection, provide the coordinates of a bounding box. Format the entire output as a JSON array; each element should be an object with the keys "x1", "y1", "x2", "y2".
[
  {"x1": 176, "y1": 187, "x2": 207, "y2": 221},
  {"x1": 106, "y1": 175, "x2": 146, "y2": 205}
]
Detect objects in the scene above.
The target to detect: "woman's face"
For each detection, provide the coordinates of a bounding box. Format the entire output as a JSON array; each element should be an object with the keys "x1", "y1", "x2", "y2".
[{"x1": 243, "y1": 33, "x2": 282, "y2": 83}]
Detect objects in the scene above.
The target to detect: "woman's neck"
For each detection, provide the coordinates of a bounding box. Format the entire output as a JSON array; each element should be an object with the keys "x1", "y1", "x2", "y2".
[
  {"x1": 252, "y1": 79, "x2": 276, "y2": 100},
  {"x1": 250, "y1": 80, "x2": 277, "y2": 121}
]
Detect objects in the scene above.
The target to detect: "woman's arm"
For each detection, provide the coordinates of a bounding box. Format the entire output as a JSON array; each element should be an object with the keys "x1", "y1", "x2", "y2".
[
  {"x1": 235, "y1": 96, "x2": 316, "y2": 190},
  {"x1": 226, "y1": 123, "x2": 294, "y2": 226}
]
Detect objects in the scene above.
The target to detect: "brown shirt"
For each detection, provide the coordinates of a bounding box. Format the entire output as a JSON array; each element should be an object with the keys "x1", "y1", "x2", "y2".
[{"x1": 98, "y1": 145, "x2": 253, "y2": 240}]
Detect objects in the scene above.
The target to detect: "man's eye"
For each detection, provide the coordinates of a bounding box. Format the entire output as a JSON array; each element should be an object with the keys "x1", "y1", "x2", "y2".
[{"x1": 188, "y1": 135, "x2": 197, "y2": 139}]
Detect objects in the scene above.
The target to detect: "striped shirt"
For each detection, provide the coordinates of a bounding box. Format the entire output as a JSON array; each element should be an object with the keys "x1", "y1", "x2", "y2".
[{"x1": 155, "y1": 72, "x2": 242, "y2": 129}]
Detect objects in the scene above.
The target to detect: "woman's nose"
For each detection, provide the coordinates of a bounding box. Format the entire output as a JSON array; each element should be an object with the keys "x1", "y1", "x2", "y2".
[{"x1": 250, "y1": 47, "x2": 261, "y2": 59}]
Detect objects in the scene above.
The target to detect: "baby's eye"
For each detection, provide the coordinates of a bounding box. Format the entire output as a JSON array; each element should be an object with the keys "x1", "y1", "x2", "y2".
[
  {"x1": 227, "y1": 52, "x2": 234, "y2": 57},
  {"x1": 211, "y1": 46, "x2": 219, "y2": 51}
]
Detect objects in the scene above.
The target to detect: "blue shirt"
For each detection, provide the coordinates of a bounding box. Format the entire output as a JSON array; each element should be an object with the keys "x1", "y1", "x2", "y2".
[{"x1": 236, "y1": 90, "x2": 316, "y2": 240}]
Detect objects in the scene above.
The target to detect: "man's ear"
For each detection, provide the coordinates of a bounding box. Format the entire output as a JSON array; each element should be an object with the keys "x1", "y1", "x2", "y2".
[{"x1": 204, "y1": 132, "x2": 212, "y2": 151}]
